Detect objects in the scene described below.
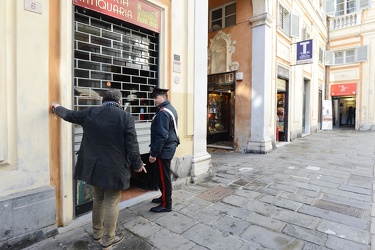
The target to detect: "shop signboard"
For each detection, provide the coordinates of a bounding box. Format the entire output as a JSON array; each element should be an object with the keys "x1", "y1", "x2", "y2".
[
  {"x1": 73, "y1": 0, "x2": 161, "y2": 33},
  {"x1": 330, "y1": 83, "x2": 356, "y2": 96},
  {"x1": 322, "y1": 100, "x2": 333, "y2": 130},
  {"x1": 296, "y1": 39, "x2": 313, "y2": 65}
]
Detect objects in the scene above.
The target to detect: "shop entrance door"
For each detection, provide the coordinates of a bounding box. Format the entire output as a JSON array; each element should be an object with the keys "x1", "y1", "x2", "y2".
[
  {"x1": 73, "y1": 7, "x2": 159, "y2": 216},
  {"x1": 332, "y1": 96, "x2": 356, "y2": 128}
]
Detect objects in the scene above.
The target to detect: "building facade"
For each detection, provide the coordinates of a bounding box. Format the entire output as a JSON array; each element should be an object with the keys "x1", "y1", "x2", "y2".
[
  {"x1": 207, "y1": 0, "x2": 328, "y2": 153},
  {"x1": 0, "y1": 0, "x2": 210, "y2": 248},
  {"x1": 325, "y1": 0, "x2": 374, "y2": 130}
]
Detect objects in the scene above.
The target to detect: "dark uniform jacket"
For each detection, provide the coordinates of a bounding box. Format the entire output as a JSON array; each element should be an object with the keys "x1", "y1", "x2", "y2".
[
  {"x1": 150, "y1": 100, "x2": 179, "y2": 159},
  {"x1": 55, "y1": 105, "x2": 143, "y2": 190}
]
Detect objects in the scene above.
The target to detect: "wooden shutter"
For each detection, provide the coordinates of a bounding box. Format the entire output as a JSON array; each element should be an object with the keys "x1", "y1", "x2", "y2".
[
  {"x1": 290, "y1": 13, "x2": 300, "y2": 38},
  {"x1": 325, "y1": 0, "x2": 336, "y2": 16},
  {"x1": 325, "y1": 51, "x2": 334, "y2": 65},
  {"x1": 355, "y1": 45, "x2": 368, "y2": 62},
  {"x1": 357, "y1": 0, "x2": 371, "y2": 11}
]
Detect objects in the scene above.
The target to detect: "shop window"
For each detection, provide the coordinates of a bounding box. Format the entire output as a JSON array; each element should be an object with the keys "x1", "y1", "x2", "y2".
[
  {"x1": 325, "y1": 46, "x2": 368, "y2": 65},
  {"x1": 325, "y1": 0, "x2": 371, "y2": 16},
  {"x1": 207, "y1": 72, "x2": 235, "y2": 146},
  {"x1": 210, "y1": 1, "x2": 236, "y2": 31}
]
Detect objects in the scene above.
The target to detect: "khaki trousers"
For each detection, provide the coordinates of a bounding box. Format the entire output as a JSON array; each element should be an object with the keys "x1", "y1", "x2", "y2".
[{"x1": 92, "y1": 186, "x2": 122, "y2": 246}]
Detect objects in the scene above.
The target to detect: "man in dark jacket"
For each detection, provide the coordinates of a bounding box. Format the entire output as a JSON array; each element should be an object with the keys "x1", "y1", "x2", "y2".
[
  {"x1": 148, "y1": 87, "x2": 179, "y2": 213},
  {"x1": 52, "y1": 89, "x2": 146, "y2": 250}
]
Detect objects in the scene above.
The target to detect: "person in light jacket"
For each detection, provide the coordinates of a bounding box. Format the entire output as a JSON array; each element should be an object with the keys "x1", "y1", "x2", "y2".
[{"x1": 52, "y1": 88, "x2": 146, "y2": 250}]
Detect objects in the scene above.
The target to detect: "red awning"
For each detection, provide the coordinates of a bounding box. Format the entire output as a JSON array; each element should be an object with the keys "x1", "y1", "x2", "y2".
[{"x1": 331, "y1": 83, "x2": 357, "y2": 96}]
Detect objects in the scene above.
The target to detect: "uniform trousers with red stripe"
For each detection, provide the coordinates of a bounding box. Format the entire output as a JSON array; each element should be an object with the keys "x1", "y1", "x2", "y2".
[{"x1": 155, "y1": 158, "x2": 172, "y2": 208}]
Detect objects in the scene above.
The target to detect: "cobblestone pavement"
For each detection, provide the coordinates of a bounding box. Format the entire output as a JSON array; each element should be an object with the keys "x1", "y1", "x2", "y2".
[{"x1": 25, "y1": 129, "x2": 375, "y2": 250}]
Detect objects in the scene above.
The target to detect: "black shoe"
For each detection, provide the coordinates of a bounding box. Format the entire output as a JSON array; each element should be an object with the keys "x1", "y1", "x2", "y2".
[
  {"x1": 151, "y1": 197, "x2": 162, "y2": 203},
  {"x1": 100, "y1": 233, "x2": 124, "y2": 250},
  {"x1": 150, "y1": 205, "x2": 172, "y2": 213}
]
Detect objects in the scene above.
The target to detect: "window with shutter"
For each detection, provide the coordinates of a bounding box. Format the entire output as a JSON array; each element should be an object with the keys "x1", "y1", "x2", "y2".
[
  {"x1": 334, "y1": 50, "x2": 355, "y2": 64},
  {"x1": 326, "y1": 47, "x2": 367, "y2": 65}
]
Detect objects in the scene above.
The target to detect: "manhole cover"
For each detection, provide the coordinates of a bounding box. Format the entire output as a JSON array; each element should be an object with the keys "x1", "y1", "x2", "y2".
[
  {"x1": 313, "y1": 200, "x2": 363, "y2": 218},
  {"x1": 233, "y1": 178, "x2": 249, "y2": 186},
  {"x1": 196, "y1": 185, "x2": 234, "y2": 202},
  {"x1": 349, "y1": 174, "x2": 372, "y2": 183}
]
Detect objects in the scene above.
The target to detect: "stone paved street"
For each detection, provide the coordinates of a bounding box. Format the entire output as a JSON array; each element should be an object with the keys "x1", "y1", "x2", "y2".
[{"x1": 25, "y1": 129, "x2": 375, "y2": 250}]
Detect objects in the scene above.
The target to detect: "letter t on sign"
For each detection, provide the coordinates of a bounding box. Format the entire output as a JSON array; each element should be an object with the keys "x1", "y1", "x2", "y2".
[{"x1": 24, "y1": 0, "x2": 43, "y2": 14}]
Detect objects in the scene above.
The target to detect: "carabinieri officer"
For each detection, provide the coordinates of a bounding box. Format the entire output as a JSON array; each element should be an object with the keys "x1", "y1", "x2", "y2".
[{"x1": 148, "y1": 87, "x2": 179, "y2": 212}]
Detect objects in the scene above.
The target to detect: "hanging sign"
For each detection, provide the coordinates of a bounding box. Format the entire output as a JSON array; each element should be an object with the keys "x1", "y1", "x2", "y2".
[
  {"x1": 331, "y1": 83, "x2": 356, "y2": 96},
  {"x1": 73, "y1": 0, "x2": 161, "y2": 33},
  {"x1": 296, "y1": 39, "x2": 313, "y2": 65}
]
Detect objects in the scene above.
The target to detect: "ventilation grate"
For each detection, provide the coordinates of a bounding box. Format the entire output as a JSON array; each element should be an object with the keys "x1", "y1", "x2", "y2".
[
  {"x1": 313, "y1": 199, "x2": 363, "y2": 218},
  {"x1": 196, "y1": 185, "x2": 234, "y2": 202},
  {"x1": 349, "y1": 174, "x2": 372, "y2": 183}
]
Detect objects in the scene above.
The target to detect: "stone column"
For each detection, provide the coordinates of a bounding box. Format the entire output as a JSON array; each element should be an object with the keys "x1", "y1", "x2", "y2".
[
  {"x1": 191, "y1": 0, "x2": 212, "y2": 182},
  {"x1": 247, "y1": 13, "x2": 274, "y2": 153}
]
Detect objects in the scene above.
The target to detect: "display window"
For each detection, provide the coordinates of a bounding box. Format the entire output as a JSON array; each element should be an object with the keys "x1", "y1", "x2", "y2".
[
  {"x1": 276, "y1": 78, "x2": 288, "y2": 142},
  {"x1": 207, "y1": 72, "x2": 235, "y2": 148}
]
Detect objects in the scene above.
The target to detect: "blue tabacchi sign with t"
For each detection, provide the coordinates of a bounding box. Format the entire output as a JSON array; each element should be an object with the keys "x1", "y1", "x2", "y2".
[{"x1": 296, "y1": 39, "x2": 313, "y2": 65}]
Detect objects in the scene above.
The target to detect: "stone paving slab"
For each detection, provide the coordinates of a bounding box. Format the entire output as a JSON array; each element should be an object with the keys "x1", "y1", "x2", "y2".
[
  {"x1": 283, "y1": 224, "x2": 327, "y2": 246},
  {"x1": 240, "y1": 225, "x2": 305, "y2": 249},
  {"x1": 182, "y1": 224, "x2": 244, "y2": 250},
  {"x1": 325, "y1": 235, "x2": 368, "y2": 250},
  {"x1": 246, "y1": 212, "x2": 286, "y2": 232},
  {"x1": 298, "y1": 204, "x2": 369, "y2": 230},
  {"x1": 154, "y1": 212, "x2": 197, "y2": 234},
  {"x1": 148, "y1": 228, "x2": 196, "y2": 250},
  {"x1": 317, "y1": 219, "x2": 370, "y2": 245},
  {"x1": 273, "y1": 209, "x2": 321, "y2": 230},
  {"x1": 210, "y1": 201, "x2": 253, "y2": 219},
  {"x1": 322, "y1": 193, "x2": 372, "y2": 210},
  {"x1": 211, "y1": 215, "x2": 251, "y2": 236}
]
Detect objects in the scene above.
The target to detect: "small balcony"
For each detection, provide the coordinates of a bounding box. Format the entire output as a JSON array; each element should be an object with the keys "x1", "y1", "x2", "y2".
[{"x1": 329, "y1": 12, "x2": 361, "y2": 30}]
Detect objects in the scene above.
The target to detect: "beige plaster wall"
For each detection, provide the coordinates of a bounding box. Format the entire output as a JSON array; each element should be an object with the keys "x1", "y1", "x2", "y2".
[{"x1": 0, "y1": 0, "x2": 51, "y2": 196}]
